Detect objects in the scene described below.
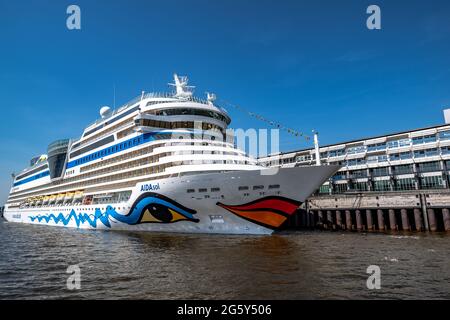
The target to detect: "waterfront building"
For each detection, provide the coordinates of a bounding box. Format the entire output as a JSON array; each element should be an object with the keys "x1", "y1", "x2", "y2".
[{"x1": 259, "y1": 109, "x2": 450, "y2": 195}]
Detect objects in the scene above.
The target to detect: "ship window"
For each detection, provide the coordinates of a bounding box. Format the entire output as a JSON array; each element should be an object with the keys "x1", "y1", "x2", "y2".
[
  {"x1": 15, "y1": 164, "x2": 49, "y2": 181},
  {"x1": 253, "y1": 185, "x2": 264, "y2": 190},
  {"x1": 187, "y1": 189, "x2": 195, "y2": 193},
  {"x1": 268, "y1": 184, "x2": 280, "y2": 189},
  {"x1": 70, "y1": 135, "x2": 114, "y2": 158},
  {"x1": 211, "y1": 188, "x2": 220, "y2": 192},
  {"x1": 198, "y1": 188, "x2": 207, "y2": 193},
  {"x1": 82, "y1": 105, "x2": 140, "y2": 138},
  {"x1": 238, "y1": 186, "x2": 249, "y2": 191}
]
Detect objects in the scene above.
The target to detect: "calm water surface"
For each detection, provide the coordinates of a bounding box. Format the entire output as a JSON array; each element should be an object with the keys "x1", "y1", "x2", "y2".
[{"x1": 0, "y1": 219, "x2": 449, "y2": 299}]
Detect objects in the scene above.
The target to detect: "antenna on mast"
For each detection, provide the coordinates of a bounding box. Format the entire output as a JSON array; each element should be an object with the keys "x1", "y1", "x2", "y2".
[
  {"x1": 113, "y1": 84, "x2": 116, "y2": 109},
  {"x1": 313, "y1": 130, "x2": 321, "y2": 166},
  {"x1": 206, "y1": 92, "x2": 216, "y2": 105},
  {"x1": 169, "y1": 74, "x2": 195, "y2": 98}
]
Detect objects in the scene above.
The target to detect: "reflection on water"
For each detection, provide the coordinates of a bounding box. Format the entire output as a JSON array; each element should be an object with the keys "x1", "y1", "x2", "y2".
[{"x1": 0, "y1": 219, "x2": 449, "y2": 299}]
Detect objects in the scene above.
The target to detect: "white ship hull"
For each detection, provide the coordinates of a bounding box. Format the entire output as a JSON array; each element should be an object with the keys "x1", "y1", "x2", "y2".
[{"x1": 3, "y1": 166, "x2": 338, "y2": 235}]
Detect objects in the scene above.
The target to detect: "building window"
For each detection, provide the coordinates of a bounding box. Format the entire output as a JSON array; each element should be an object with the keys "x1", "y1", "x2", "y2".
[
  {"x1": 441, "y1": 147, "x2": 450, "y2": 155},
  {"x1": 238, "y1": 186, "x2": 249, "y2": 191},
  {"x1": 367, "y1": 143, "x2": 386, "y2": 152},
  {"x1": 211, "y1": 188, "x2": 220, "y2": 192},
  {"x1": 400, "y1": 152, "x2": 412, "y2": 160},
  {"x1": 393, "y1": 151, "x2": 414, "y2": 160},
  {"x1": 412, "y1": 137, "x2": 423, "y2": 145},
  {"x1": 421, "y1": 176, "x2": 445, "y2": 189},
  {"x1": 350, "y1": 170, "x2": 367, "y2": 179},
  {"x1": 334, "y1": 184, "x2": 347, "y2": 194},
  {"x1": 390, "y1": 154, "x2": 400, "y2": 161},
  {"x1": 372, "y1": 167, "x2": 389, "y2": 177},
  {"x1": 387, "y1": 138, "x2": 410, "y2": 149},
  {"x1": 414, "y1": 150, "x2": 426, "y2": 158},
  {"x1": 424, "y1": 135, "x2": 437, "y2": 143},
  {"x1": 198, "y1": 188, "x2": 207, "y2": 193},
  {"x1": 187, "y1": 189, "x2": 195, "y2": 193},
  {"x1": 332, "y1": 173, "x2": 347, "y2": 181},
  {"x1": 393, "y1": 164, "x2": 414, "y2": 175},
  {"x1": 253, "y1": 185, "x2": 264, "y2": 190},
  {"x1": 319, "y1": 184, "x2": 330, "y2": 194},
  {"x1": 329, "y1": 149, "x2": 345, "y2": 157},
  {"x1": 352, "y1": 182, "x2": 368, "y2": 191},
  {"x1": 367, "y1": 155, "x2": 388, "y2": 163},
  {"x1": 346, "y1": 146, "x2": 366, "y2": 155},
  {"x1": 425, "y1": 148, "x2": 439, "y2": 157},
  {"x1": 418, "y1": 161, "x2": 441, "y2": 173},
  {"x1": 296, "y1": 155, "x2": 312, "y2": 162},
  {"x1": 395, "y1": 178, "x2": 416, "y2": 191},
  {"x1": 413, "y1": 135, "x2": 436, "y2": 145},
  {"x1": 374, "y1": 180, "x2": 391, "y2": 191},
  {"x1": 268, "y1": 184, "x2": 280, "y2": 189},
  {"x1": 439, "y1": 130, "x2": 450, "y2": 141},
  {"x1": 347, "y1": 158, "x2": 366, "y2": 166}
]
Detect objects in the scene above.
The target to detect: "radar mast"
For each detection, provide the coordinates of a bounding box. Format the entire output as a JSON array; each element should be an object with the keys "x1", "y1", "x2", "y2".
[{"x1": 169, "y1": 74, "x2": 195, "y2": 98}]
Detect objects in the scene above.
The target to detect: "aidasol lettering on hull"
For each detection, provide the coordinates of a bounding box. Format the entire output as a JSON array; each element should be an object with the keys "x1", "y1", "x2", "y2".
[{"x1": 140, "y1": 183, "x2": 161, "y2": 192}]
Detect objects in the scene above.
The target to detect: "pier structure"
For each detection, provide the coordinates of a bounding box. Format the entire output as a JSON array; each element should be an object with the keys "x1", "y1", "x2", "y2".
[
  {"x1": 298, "y1": 190, "x2": 450, "y2": 232},
  {"x1": 259, "y1": 109, "x2": 450, "y2": 232}
]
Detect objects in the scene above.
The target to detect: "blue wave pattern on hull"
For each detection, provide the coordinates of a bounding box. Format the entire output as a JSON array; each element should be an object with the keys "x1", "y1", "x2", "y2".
[
  {"x1": 29, "y1": 208, "x2": 112, "y2": 228},
  {"x1": 28, "y1": 194, "x2": 198, "y2": 228}
]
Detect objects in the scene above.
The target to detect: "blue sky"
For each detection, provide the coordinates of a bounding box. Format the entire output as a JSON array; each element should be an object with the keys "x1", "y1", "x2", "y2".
[{"x1": 1, "y1": 0, "x2": 450, "y2": 203}]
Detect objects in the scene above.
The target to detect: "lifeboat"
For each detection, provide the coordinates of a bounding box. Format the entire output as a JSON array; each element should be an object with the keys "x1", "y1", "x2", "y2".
[
  {"x1": 35, "y1": 196, "x2": 43, "y2": 206},
  {"x1": 74, "y1": 191, "x2": 84, "y2": 199},
  {"x1": 64, "y1": 192, "x2": 74, "y2": 202},
  {"x1": 28, "y1": 197, "x2": 36, "y2": 207},
  {"x1": 48, "y1": 194, "x2": 57, "y2": 205},
  {"x1": 42, "y1": 195, "x2": 49, "y2": 205}
]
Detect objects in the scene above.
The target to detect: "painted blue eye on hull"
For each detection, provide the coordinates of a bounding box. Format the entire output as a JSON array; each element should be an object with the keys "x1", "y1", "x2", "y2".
[{"x1": 109, "y1": 193, "x2": 198, "y2": 225}]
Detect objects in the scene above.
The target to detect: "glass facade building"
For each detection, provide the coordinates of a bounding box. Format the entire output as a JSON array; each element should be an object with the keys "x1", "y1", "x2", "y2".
[{"x1": 259, "y1": 121, "x2": 450, "y2": 195}]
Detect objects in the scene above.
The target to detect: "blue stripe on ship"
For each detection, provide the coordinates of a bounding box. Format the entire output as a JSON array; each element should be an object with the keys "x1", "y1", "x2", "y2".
[
  {"x1": 13, "y1": 170, "x2": 50, "y2": 187},
  {"x1": 66, "y1": 130, "x2": 185, "y2": 169},
  {"x1": 13, "y1": 130, "x2": 188, "y2": 187}
]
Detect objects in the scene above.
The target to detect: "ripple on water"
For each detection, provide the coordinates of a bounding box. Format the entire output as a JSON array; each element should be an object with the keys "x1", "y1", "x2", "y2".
[{"x1": 0, "y1": 221, "x2": 449, "y2": 299}]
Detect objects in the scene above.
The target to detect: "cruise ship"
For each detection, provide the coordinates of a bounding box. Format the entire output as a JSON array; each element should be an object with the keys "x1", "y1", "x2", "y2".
[{"x1": 3, "y1": 75, "x2": 339, "y2": 235}]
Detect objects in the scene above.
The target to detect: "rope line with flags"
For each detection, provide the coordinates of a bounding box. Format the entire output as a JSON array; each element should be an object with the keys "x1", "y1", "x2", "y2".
[{"x1": 219, "y1": 99, "x2": 311, "y2": 141}]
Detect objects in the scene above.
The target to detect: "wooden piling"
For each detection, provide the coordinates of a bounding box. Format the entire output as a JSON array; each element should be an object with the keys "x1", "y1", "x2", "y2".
[
  {"x1": 356, "y1": 210, "x2": 363, "y2": 231},
  {"x1": 401, "y1": 208, "x2": 410, "y2": 231},
  {"x1": 377, "y1": 209, "x2": 385, "y2": 231},
  {"x1": 443, "y1": 208, "x2": 450, "y2": 232},
  {"x1": 336, "y1": 210, "x2": 342, "y2": 229},
  {"x1": 427, "y1": 209, "x2": 437, "y2": 232},
  {"x1": 326, "y1": 210, "x2": 333, "y2": 229},
  {"x1": 345, "y1": 210, "x2": 352, "y2": 230},
  {"x1": 301, "y1": 211, "x2": 307, "y2": 228},
  {"x1": 366, "y1": 210, "x2": 373, "y2": 231},
  {"x1": 414, "y1": 208, "x2": 423, "y2": 232},
  {"x1": 389, "y1": 209, "x2": 397, "y2": 231},
  {"x1": 310, "y1": 211, "x2": 316, "y2": 227}
]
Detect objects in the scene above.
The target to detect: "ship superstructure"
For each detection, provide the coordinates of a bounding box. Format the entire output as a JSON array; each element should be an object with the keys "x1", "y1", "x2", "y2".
[{"x1": 3, "y1": 75, "x2": 339, "y2": 234}]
